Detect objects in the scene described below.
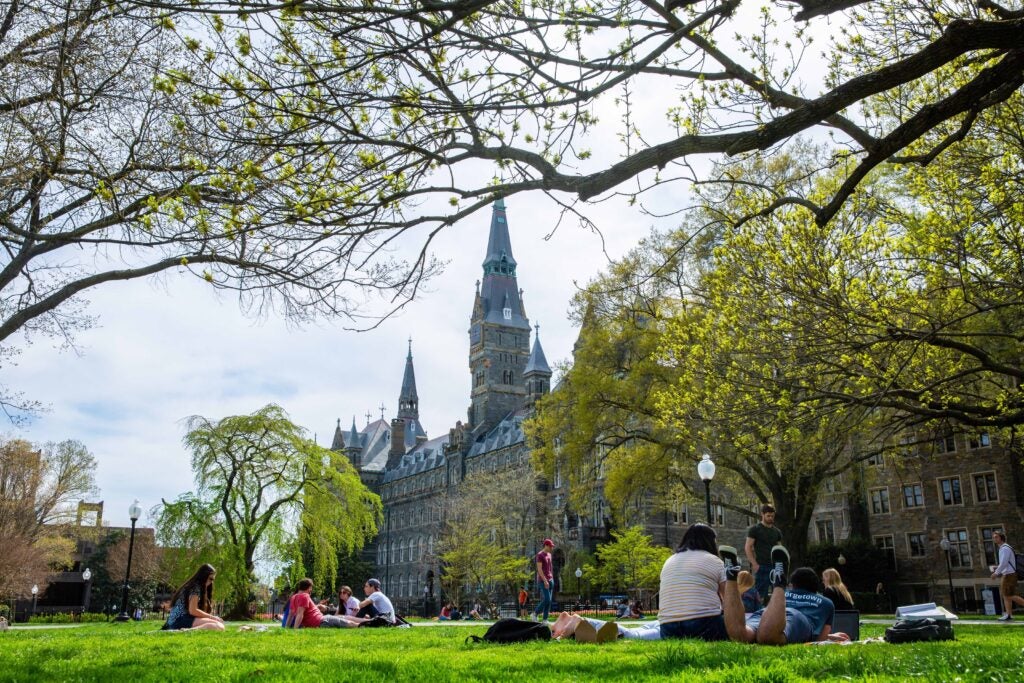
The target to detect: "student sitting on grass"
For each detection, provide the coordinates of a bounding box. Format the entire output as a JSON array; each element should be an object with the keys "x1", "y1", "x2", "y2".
[
  {"x1": 657, "y1": 523, "x2": 730, "y2": 641},
  {"x1": 723, "y1": 548, "x2": 841, "y2": 645},
  {"x1": 163, "y1": 564, "x2": 225, "y2": 631},
  {"x1": 285, "y1": 578, "x2": 348, "y2": 628}
]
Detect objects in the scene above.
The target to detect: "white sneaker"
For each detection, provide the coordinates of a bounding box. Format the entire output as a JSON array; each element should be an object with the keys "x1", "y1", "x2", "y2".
[{"x1": 997, "y1": 614, "x2": 1012, "y2": 621}]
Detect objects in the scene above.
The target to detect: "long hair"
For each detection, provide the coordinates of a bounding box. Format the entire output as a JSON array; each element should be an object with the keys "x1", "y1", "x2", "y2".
[
  {"x1": 170, "y1": 563, "x2": 216, "y2": 612},
  {"x1": 822, "y1": 568, "x2": 852, "y2": 604},
  {"x1": 677, "y1": 523, "x2": 718, "y2": 555}
]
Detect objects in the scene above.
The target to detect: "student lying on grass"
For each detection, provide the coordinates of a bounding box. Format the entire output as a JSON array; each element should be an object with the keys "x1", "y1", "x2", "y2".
[{"x1": 723, "y1": 550, "x2": 846, "y2": 645}]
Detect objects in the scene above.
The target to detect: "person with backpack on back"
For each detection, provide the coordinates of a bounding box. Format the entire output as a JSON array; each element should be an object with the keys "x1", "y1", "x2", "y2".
[{"x1": 991, "y1": 531, "x2": 1024, "y2": 621}]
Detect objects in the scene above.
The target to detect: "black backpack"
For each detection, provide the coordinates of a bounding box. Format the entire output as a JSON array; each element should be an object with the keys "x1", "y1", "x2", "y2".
[
  {"x1": 883, "y1": 618, "x2": 954, "y2": 644},
  {"x1": 465, "y1": 618, "x2": 551, "y2": 644}
]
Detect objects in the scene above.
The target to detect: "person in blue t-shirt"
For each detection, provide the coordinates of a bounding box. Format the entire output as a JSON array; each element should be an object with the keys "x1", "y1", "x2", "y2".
[{"x1": 722, "y1": 545, "x2": 837, "y2": 645}]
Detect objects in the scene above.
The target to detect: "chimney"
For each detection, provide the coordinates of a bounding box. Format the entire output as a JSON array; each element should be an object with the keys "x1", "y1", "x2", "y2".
[{"x1": 387, "y1": 418, "x2": 406, "y2": 470}]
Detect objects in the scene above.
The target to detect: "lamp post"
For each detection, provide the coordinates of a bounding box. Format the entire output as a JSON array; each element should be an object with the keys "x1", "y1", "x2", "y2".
[
  {"x1": 82, "y1": 568, "x2": 92, "y2": 613},
  {"x1": 423, "y1": 585, "x2": 429, "y2": 619},
  {"x1": 574, "y1": 567, "x2": 582, "y2": 608},
  {"x1": 837, "y1": 554, "x2": 847, "y2": 566},
  {"x1": 939, "y1": 538, "x2": 956, "y2": 612},
  {"x1": 116, "y1": 499, "x2": 143, "y2": 622},
  {"x1": 697, "y1": 454, "x2": 716, "y2": 524},
  {"x1": 31, "y1": 584, "x2": 38, "y2": 618}
]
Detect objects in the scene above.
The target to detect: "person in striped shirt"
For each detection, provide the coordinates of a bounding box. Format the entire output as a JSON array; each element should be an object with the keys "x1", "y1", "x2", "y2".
[{"x1": 658, "y1": 523, "x2": 729, "y2": 641}]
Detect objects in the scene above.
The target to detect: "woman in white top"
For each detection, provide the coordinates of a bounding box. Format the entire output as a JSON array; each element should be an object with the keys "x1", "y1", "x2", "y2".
[{"x1": 658, "y1": 523, "x2": 728, "y2": 641}]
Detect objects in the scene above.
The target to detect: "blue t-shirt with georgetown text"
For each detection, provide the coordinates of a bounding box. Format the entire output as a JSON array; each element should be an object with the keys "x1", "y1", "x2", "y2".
[{"x1": 784, "y1": 589, "x2": 834, "y2": 636}]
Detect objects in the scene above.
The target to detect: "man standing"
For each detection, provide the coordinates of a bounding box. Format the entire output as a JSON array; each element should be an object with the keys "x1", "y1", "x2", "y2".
[
  {"x1": 746, "y1": 504, "x2": 784, "y2": 601},
  {"x1": 533, "y1": 538, "x2": 555, "y2": 622},
  {"x1": 991, "y1": 531, "x2": 1024, "y2": 621}
]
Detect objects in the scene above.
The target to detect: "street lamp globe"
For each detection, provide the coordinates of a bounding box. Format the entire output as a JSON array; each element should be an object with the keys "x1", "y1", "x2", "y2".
[
  {"x1": 128, "y1": 499, "x2": 142, "y2": 522},
  {"x1": 82, "y1": 568, "x2": 91, "y2": 581},
  {"x1": 697, "y1": 454, "x2": 716, "y2": 481},
  {"x1": 31, "y1": 584, "x2": 38, "y2": 596},
  {"x1": 939, "y1": 538, "x2": 950, "y2": 552},
  {"x1": 837, "y1": 554, "x2": 847, "y2": 566},
  {"x1": 575, "y1": 568, "x2": 582, "y2": 580}
]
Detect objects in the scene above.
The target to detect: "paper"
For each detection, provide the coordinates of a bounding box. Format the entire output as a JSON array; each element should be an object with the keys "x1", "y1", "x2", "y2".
[{"x1": 894, "y1": 602, "x2": 958, "y2": 620}]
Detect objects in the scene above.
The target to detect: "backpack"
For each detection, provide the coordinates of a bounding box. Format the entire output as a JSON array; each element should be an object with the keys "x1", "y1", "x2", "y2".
[
  {"x1": 1011, "y1": 546, "x2": 1024, "y2": 580},
  {"x1": 883, "y1": 618, "x2": 954, "y2": 644},
  {"x1": 465, "y1": 618, "x2": 552, "y2": 644}
]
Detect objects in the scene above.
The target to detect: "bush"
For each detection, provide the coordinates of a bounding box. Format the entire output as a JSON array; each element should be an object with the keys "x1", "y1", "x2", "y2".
[{"x1": 0, "y1": 604, "x2": 11, "y2": 618}]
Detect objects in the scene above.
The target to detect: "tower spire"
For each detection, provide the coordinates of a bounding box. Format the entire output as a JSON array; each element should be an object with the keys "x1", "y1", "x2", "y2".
[{"x1": 398, "y1": 339, "x2": 419, "y2": 421}]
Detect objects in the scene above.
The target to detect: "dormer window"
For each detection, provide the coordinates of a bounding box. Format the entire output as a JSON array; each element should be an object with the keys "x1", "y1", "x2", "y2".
[{"x1": 503, "y1": 306, "x2": 512, "y2": 320}]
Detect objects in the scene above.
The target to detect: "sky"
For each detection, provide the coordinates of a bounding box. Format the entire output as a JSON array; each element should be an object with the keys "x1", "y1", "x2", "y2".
[{"x1": 4, "y1": 191, "x2": 672, "y2": 529}]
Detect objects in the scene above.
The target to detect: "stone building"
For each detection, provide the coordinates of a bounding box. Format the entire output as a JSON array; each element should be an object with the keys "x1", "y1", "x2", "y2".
[
  {"x1": 329, "y1": 199, "x2": 554, "y2": 610},
  {"x1": 861, "y1": 430, "x2": 1024, "y2": 611}
]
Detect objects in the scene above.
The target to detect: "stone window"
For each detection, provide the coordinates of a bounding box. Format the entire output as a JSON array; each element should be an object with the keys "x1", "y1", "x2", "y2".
[
  {"x1": 870, "y1": 487, "x2": 890, "y2": 514},
  {"x1": 902, "y1": 483, "x2": 924, "y2": 508},
  {"x1": 816, "y1": 519, "x2": 835, "y2": 544},
  {"x1": 710, "y1": 502, "x2": 725, "y2": 526},
  {"x1": 943, "y1": 528, "x2": 971, "y2": 568},
  {"x1": 874, "y1": 535, "x2": 896, "y2": 570},
  {"x1": 934, "y1": 434, "x2": 957, "y2": 454},
  {"x1": 907, "y1": 532, "x2": 927, "y2": 557},
  {"x1": 979, "y1": 526, "x2": 1001, "y2": 566},
  {"x1": 938, "y1": 477, "x2": 963, "y2": 506},
  {"x1": 968, "y1": 433, "x2": 991, "y2": 450},
  {"x1": 672, "y1": 502, "x2": 688, "y2": 525},
  {"x1": 972, "y1": 472, "x2": 998, "y2": 503}
]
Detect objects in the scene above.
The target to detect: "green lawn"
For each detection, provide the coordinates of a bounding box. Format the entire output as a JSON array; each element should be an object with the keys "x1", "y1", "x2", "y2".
[{"x1": 1, "y1": 622, "x2": 1021, "y2": 682}]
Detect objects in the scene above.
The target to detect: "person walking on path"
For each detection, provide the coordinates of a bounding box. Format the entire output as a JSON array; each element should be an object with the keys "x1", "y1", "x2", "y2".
[
  {"x1": 534, "y1": 539, "x2": 555, "y2": 622},
  {"x1": 991, "y1": 531, "x2": 1024, "y2": 621},
  {"x1": 746, "y1": 504, "x2": 783, "y2": 601}
]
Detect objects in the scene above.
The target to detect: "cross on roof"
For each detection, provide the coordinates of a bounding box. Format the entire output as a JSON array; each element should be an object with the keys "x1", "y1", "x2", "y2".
[
  {"x1": 365, "y1": 410, "x2": 372, "y2": 424},
  {"x1": 379, "y1": 403, "x2": 386, "y2": 420}
]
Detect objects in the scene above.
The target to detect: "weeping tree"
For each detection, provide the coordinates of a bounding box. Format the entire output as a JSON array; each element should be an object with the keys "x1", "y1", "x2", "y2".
[{"x1": 156, "y1": 404, "x2": 381, "y2": 619}]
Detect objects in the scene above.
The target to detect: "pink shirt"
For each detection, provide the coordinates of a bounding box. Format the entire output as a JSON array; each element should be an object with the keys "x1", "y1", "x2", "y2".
[{"x1": 289, "y1": 592, "x2": 322, "y2": 628}]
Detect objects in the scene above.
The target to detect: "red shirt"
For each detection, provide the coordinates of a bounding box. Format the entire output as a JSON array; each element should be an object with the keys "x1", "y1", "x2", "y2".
[
  {"x1": 536, "y1": 550, "x2": 553, "y2": 581},
  {"x1": 289, "y1": 592, "x2": 322, "y2": 628}
]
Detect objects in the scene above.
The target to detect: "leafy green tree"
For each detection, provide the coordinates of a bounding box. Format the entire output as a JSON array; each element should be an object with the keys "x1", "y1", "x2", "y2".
[
  {"x1": 155, "y1": 404, "x2": 381, "y2": 619},
  {"x1": 437, "y1": 468, "x2": 541, "y2": 612},
  {"x1": 584, "y1": 527, "x2": 670, "y2": 600}
]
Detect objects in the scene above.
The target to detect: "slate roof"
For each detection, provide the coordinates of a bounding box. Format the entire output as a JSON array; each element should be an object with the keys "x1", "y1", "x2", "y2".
[
  {"x1": 381, "y1": 433, "x2": 450, "y2": 483},
  {"x1": 467, "y1": 408, "x2": 529, "y2": 458}
]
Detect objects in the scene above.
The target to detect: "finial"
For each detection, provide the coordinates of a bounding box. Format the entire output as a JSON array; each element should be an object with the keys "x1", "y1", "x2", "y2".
[
  {"x1": 379, "y1": 402, "x2": 386, "y2": 420},
  {"x1": 535, "y1": 323, "x2": 540, "y2": 335},
  {"x1": 337, "y1": 418, "x2": 341, "y2": 426},
  {"x1": 365, "y1": 410, "x2": 372, "y2": 424},
  {"x1": 408, "y1": 336, "x2": 413, "y2": 356}
]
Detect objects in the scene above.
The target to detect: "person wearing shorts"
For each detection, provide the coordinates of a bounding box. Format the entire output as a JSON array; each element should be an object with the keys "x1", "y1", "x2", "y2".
[{"x1": 991, "y1": 531, "x2": 1024, "y2": 621}]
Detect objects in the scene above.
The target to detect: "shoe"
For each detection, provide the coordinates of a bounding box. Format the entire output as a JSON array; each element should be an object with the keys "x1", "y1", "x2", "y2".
[
  {"x1": 597, "y1": 621, "x2": 618, "y2": 643},
  {"x1": 574, "y1": 620, "x2": 598, "y2": 643},
  {"x1": 724, "y1": 563, "x2": 742, "y2": 582},
  {"x1": 769, "y1": 545, "x2": 790, "y2": 589},
  {"x1": 719, "y1": 545, "x2": 739, "y2": 568},
  {"x1": 997, "y1": 614, "x2": 1012, "y2": 621}
]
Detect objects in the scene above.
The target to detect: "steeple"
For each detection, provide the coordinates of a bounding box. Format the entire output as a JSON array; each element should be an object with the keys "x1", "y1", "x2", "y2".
[
  {"x1": 330, "y1": 418, "x2": 346, "y2": 451},
  {"x1": 344, "y1": 415, "x2": 364, "y2": 469},
  {"x1": 348, "y1": 416, "x2": 360, "y2": 447},
  {"x1": 524, "y1": 323, "x2": 553, "y2": 407},
  {"x1": 478, "y1": 199, "x2": 529, "y2": 330},
  {"x1": 398, "y1": 337, "x2": 419, "y2": 421}
]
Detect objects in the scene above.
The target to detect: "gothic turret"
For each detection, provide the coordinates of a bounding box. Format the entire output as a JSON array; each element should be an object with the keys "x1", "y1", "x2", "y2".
[
  {"x1": 344, "y1": 416, "x2": 363, "y2": 469},
  {"x1": 330, "y1": 418, "x2": 346, "y2": 451},
  {"x1": 524, "y1": 324, "x2": 552, "y2": 407}
]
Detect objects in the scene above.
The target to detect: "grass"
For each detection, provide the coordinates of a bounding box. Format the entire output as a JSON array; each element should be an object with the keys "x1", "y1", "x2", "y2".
[{"x1": 1, "y1": 622, "x2": 1022, "y2": 682}]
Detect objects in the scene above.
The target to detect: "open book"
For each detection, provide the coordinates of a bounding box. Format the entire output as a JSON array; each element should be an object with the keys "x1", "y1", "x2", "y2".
[{"x1": 895, "y1": 603, "x2": 958, "y2": 620}]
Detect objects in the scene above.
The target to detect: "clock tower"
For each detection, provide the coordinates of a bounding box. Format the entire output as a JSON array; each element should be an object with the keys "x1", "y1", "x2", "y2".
[{"x1": 468, "y1": 199, "x2": 531, "y2": 434}]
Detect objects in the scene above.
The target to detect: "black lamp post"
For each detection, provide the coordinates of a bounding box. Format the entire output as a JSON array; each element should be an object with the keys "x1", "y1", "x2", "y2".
[
  {"x1": 31, "y1": 584, "x2": 38, "y2": 618},
  {"x1": 697, "y1": 454, "x2": 716, "y2": 524},
  {"x1": 939, "y1": 538, "x2": 957, "y2": 612},
  {"x1": 574, "y1": 567, "x2": 582, "y2": 608},
  {"x1": 116, "y1": 499, "x2": 143, "y2": 622},
  {"x1": 82, "y1": 568, "x2": 92, "y2": 613}
]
